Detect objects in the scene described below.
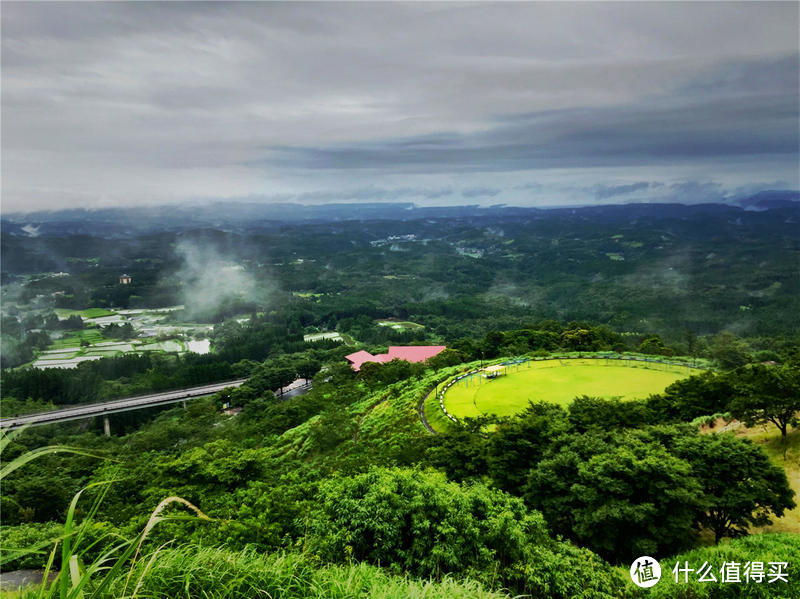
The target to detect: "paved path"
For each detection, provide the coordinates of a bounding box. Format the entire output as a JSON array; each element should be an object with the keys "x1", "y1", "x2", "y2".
[
  {"x1": 0, "y1": 569, "x2": 57, "y2": 591},
  {"x1": 418, "y1": 389, "x2": 436, "y2": 434}
]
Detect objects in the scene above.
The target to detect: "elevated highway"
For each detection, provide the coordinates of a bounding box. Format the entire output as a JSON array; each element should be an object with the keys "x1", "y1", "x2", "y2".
[{"x1": 0, "y1": 379, "x2": 249, "y2": 432}]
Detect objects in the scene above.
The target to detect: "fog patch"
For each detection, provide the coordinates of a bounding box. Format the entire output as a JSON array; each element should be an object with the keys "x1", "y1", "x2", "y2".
[
  {"x1": 622, "y1": 251, "x2": 691, "y2": 295},
  {"x1": 173, "y1": 240, "x2": 272, "y2": 321}
]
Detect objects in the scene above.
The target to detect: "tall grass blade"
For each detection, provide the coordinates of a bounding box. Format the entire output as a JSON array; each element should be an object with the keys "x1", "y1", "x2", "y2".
[
  {"x1": 0, "y1": 425, "x2": 29, "y2": 454},
  {"x1": 122, "y1": 496, "x2": 211, "y2": 596},
  {"x1": 0, "y1": 535, "x2": 65, "y2": 568},
  {"x1": 0, "y1": 446, "x2": 107, "y2": 481},
  {"x1": 68, "y1": 555, "x2": 85, "y2": 599},
  {"x1": 130, "y1": 541, "x2": 172, "y2": 599},
  {"x1": 36, "y1": 542, "x2": 59, "y2": 599}
]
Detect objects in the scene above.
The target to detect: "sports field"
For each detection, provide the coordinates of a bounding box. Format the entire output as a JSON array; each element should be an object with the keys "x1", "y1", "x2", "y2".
[{"x1": 442, "y1": 358, "x2": 693, "y2": 419}]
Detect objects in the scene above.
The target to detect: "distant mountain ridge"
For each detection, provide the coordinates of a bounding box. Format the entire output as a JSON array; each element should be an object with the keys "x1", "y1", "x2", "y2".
[{"x1": 2, "y1": 192, "x2": 798, "y2": 238}]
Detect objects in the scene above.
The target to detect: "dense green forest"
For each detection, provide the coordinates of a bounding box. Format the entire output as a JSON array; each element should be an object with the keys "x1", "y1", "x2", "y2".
[
  {"x1": 1, "y1": 202, "x2": 799, "y2": 597},
  {"x1": 2, "y1": 350, "x2": 799, "y2": 597}
]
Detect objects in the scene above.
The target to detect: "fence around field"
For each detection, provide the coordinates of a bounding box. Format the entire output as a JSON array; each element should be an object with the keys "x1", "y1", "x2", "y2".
[{"x1": 437, "y1": 354, "x2": 706, "y2": 425}]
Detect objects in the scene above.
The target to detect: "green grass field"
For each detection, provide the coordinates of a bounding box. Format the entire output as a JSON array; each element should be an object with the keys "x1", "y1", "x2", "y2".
[
  {"x1": 54, "y1": 307, "x2": 116, "y2": 319},
  {"x1": 377, "y1": 319, "x2": 425, "y2": 330},
  {"x1": 443, "y1": 358, "x2": 693, "y2": 419}
]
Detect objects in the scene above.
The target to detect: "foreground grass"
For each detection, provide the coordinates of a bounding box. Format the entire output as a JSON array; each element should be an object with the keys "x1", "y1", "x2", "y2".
[{"x1": 11, "y1": 546, "x2": 510, "y2": 599}]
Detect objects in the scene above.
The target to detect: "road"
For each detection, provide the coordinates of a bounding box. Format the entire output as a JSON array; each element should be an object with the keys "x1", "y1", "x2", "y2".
[{"x1": 0, "y1": 379, "x2": 251, "y2": 430}]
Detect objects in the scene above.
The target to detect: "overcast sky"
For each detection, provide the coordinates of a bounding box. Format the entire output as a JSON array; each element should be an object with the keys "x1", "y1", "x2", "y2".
[{"x1": 2, "y1": 1, "x2": 798, "y2": 212}]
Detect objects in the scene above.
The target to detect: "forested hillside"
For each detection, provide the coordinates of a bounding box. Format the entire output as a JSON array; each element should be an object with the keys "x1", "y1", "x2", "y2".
[{"x1": 1, "y1": 202, "x2": 799, "y2": 598}]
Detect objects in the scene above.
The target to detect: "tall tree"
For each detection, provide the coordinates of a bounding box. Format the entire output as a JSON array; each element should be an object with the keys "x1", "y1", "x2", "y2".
[
  {"x1": 728, "y1": 363, "x2": 800, "y2": 441},
  {"x1": 676, "y1": 434, "x2": 796, "y2": 543},
  {"x1": 526, "y1": 431, "x2": 704, "y2": 562}
]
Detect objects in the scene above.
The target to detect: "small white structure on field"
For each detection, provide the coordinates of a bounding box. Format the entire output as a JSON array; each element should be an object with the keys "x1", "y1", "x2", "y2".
[
  {"x1": 482, "y1": 364, "x2": 507, "y2": 379},
  {"x1": 119, "y1": 274, "x2": 132, "y2": 285}
]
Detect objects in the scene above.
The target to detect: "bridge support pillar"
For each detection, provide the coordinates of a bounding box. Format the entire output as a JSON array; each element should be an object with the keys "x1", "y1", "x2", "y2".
[{"x1": 103, "y1": 416, "x2": 111, "y2": 437}]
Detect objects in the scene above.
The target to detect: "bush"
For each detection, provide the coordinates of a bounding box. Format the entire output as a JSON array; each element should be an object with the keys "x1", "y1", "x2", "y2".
[
  {"x1": 307, "y1": 467, "x2": 547, "y2": 580},
  {"x1": 0, "y1": 520, "x2": 121, "y2": 571},
  {"x1": 306, "y1": 467, "x2": 620, "y2": 598}
]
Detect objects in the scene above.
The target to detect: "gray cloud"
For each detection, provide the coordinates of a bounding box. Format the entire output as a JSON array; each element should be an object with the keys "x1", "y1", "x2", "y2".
[
  {"x1": 593, "y1": 182, "x2": 657, "y2": 199},
  {"x1": 462, "y1": 187, "x2": 502, "y2": 198},
  {"x1": 1, "y1": 2, "x2": 798, "y2": 211},
  {"x1": 272, "y1": 88, "x2": 798, "y2": 172}
]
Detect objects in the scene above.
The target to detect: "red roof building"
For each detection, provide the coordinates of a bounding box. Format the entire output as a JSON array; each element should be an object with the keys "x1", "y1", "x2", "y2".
[{"x1": 345, "y1": 345, "x2": 446, "y2": 371}]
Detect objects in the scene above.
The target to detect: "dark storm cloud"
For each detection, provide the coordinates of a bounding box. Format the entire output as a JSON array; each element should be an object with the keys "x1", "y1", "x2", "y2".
[{"x1": 2, "y1": 2, "x2": 798, "y2": 211}]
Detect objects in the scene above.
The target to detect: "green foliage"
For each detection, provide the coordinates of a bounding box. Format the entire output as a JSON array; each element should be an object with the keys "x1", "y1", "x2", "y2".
[
  {"x1": 0, "y1": 521, "x2": 64, "y2": 570},
  {"x1": 526, "y1": 429, "x2": 704, "y2": 562},
  {"x1": 639, "y1": 335, "x2": 670, "y2": 355},
  {"x1": 423, "y1": 422, "x2": 489, "y2": 481},
  {"x1": 425, "y1": 348, "x2": 466, "y2": 371},
  {"x1": 101, "y1": 544, "x2": 510, "y2": 599},
  {"x1": 0, "y1": 397, "x2": 58, "y2": 418},
  {"x1": 560, "y1": 328, "x2": 605, "y2": 351},
  {"x1": 658, "y1": 371, "x2": 735, "y2": 422},
  {"x1": 100, "y1": 322, "x2": 135, "y2": 340},
  {"x1": 676, "y1": 434, "x2": 796, "y2": 542},
  {"x1": 568, "y1": 395, "x2": 656, "y2": 432},
  {"x1": 307, "y1": 467, "x2": 546, "y2": 581},
  {"x1": 728, "y1": 363, "x2": 800, "y2": 439},
  {"x1": 358, "y1": 358, "x2": 425, "y2": 386},
  {"x1": 710, "y1": 331, "x2": 753, "y2": 370},
  {"x1": 306, "y1": 466, "x2": 620, "y2": 598},
  {"x1": 486, "y1": 402, "x2": 571, "y2": 492},
  {"x1": 1, "y1": 295, "x2": 796, "y2": 598}
]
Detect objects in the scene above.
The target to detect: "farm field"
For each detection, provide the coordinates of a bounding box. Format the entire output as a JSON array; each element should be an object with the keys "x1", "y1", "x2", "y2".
[
  {"x1": 21, "y1": 306, "x2": 215, "y2": 369},
  {"x1": 303, "y1": 331, "x2": 343, "y2": 342},
  {"x1": 48, "y1": 329, "x2": 107, "y2": 349},
  {"x1": 442, "y1": 358, "x2": 694, "y2": 420},
  {"x1": 53, "y1": 307, "x2": 117, "y2": 319},
  {"x1": 137, "y1": 340, "x2": 185, "y2": 352},
  {"x1": 377, "y1": 319, "x2": 424, "y2": 330}
]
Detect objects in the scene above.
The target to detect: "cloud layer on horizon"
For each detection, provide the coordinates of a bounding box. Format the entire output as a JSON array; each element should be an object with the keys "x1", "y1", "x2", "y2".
[{"x1": 2, "y1": 2, "x2": 798, "y2": 212}]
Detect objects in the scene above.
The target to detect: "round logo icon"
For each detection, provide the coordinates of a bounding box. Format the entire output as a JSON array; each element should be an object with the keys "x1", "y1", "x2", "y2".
[{"x1": 630, "y1": 556, "x2": 661, "y2": 588}]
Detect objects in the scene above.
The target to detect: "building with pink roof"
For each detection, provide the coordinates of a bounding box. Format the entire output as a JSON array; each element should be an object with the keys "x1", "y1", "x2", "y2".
[{"x1": 345, "y1": 346, "x2": 446, "y2": 371}]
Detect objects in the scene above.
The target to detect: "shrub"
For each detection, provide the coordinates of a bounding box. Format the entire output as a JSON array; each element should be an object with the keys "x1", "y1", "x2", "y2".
[{"x1": 306, "y1": 467, "x2": 620, "y2": 598}]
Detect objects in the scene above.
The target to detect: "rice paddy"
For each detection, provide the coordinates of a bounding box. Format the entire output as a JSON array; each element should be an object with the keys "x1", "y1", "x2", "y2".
[
  {"x1": 303, "y1": 331, "x2": 344, "y2": 342},
  {"x1": 29, "y1": 307, "x2": 213, "y2": 369}
]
